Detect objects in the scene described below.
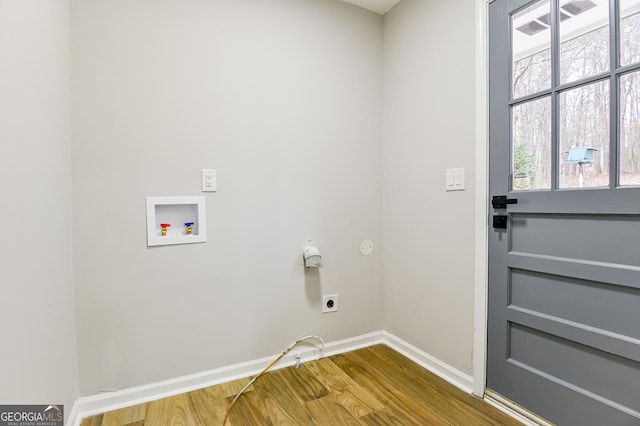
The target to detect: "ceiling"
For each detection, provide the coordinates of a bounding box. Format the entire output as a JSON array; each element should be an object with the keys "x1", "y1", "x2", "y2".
[{"x1": 338, "y1": 0, "x2": 402, "y2": 15}]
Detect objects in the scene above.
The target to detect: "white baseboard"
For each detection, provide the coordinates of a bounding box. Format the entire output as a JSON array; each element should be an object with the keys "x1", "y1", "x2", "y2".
[
  {"x1": 71, "y1": 331, "x2": 384, "y2": 425},
  {"x1": 382, "y1": 331, "x2": 474, "y2": 393},
  {"x1": 71, "y1": 330, "x2": 482, "y2": 425},
  {"x1": 65, "y1": 399, "x2": 80, "y2": 426}
]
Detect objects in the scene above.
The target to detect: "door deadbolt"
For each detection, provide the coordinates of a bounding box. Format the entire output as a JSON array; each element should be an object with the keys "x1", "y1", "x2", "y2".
[{"x1": 493, "y1": 215, "x2": 508, "y2": 229}]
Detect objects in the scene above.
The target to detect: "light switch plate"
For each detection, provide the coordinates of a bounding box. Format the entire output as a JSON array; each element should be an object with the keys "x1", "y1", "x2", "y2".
[{"x1": 446, "y1": 168, "x2": 465, "y2": 191}]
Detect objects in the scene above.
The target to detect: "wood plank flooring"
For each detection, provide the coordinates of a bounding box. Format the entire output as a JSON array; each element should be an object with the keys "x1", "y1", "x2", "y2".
[{"x1": 80, "y1": 344, "x2": 521, "y2": 425}]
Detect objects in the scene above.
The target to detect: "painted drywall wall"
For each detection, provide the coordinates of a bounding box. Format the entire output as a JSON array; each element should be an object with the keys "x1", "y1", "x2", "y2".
[
  {"x1": 0, "y1": 0, "x2": 79, "y2": 418},
  {"x1": 382, "y1": 0, "x2": 477, "y2": 375},
  {"x1": 71, "y1": 0, "x2": 383, "y2": 395}
]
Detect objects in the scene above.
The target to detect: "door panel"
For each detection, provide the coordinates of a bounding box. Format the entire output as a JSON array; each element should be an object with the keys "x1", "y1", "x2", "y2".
[
  {"x1": 488, "y1": 0, "x2": 640, "y2": 424},
  {"x1": 510, "y1": 323, "x2": 640, "y2": 411},
  {"x1": 510, "y1": 269, "x2": 640, "y2": 339},
  {"x1": 510, "y1": 214, "x2": 640, "y2": 264}
]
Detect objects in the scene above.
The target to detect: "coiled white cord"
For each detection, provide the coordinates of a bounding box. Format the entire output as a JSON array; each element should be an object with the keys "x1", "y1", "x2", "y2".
[{"x1": 222, "y1": 335, "x2": 325, "y2": 425}]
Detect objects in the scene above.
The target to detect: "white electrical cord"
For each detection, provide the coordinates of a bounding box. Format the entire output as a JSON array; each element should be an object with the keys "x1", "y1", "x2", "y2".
[{"x1": 222, "y1": 335, "x2": 325, "y2": 425}]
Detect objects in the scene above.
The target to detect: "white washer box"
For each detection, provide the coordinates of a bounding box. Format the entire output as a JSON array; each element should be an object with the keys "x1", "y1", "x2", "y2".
[{"x1": 146, "y1": 196, "x2": 207, "y2": 247}]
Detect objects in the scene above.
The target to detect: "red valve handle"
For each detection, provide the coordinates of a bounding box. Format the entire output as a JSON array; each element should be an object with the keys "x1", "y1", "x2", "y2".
[{"x1": 160, "y1": 223, "x2": 170, "y2": 228}]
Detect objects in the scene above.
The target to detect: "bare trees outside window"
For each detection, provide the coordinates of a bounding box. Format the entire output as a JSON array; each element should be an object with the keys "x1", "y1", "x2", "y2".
[{"x1": 510, "y1": 0, "x2": 640, "y2": 190}]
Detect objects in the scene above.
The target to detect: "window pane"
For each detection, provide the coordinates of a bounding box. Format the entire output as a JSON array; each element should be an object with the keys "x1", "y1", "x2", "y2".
[
  {"x1": 620, "y1": 0, "x2": 640, "y2": 67},
  {"x1": 512, "y1": 97, "x2": 552, "y2": 190},
  {"x1": 559, "y1": 0, "x2": 610, "y2": 84},
  {"x1": 620, "y1": 71, "x2": 640, "y2": 186},
  {"x1": 559, "y1": 81, "x2": 610, "y2": 188},
  {"x1": 512, "y1": 0, "x2": 552, "y2": 99}
]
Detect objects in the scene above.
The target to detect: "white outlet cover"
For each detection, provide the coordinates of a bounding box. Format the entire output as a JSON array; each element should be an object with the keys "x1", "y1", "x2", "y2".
[
  {"x1": 201, "y1": 169, "x2": 217, "y2": 192},
  {"x1": 322, "y1": 294, "x2": 338, "y2": 313},
  {"x1": 360, "y1": 239, "x2": 374, "y2": 256}
]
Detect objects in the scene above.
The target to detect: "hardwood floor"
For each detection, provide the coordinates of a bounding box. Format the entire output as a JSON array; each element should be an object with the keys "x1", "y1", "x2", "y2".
[{"x1": 80, "y1": 344, "x2": 521, "y2": 425}]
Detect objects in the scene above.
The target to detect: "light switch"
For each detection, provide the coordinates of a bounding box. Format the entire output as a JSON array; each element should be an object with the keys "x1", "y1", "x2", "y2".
[{"x1": 446, "y1": 168, "x2": 465, "y2": 191}]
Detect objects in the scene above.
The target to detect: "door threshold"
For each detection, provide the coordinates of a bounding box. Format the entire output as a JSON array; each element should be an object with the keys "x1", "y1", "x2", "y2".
[{"x1": 484, "y1": 389, "x2": 555, "y2": 426}]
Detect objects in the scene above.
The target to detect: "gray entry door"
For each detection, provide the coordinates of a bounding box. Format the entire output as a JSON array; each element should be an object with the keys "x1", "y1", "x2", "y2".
[{"x1": 487, "y1": 0, "x2": 640, "y2": 424}]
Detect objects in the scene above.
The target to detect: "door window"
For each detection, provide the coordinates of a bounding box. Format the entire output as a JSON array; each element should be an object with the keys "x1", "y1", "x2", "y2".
[
  {"x1": 559, "y1": 80, "x2": 610, "y2": 188},
  {"x1": 512, "y1": 0, "x2": 552, "y2": 99},
  {"x1": 559, "y1": 0, "x2": 609, "y2": 84},
  {"x1": 620, "y1": 70, "x2": 640, "y2": 185},
  {"x1": 621, "y1": 0, "x2": 640, "y2": 67},
  {"x1": 509, "y1": 0, "x2": 640, "y2": 191},
  {"x1": 512, "y1": 97, "x2": 552, "y2": 190}
]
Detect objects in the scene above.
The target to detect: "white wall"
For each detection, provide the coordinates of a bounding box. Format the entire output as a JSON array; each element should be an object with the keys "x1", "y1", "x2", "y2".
[
  {"x1": 71, "y1": 0, "x2": 383, "y2": 395},
  {"x1": 0, "y1": 0, "x2": 481, "y2": 403},
  {"x1": 382, "y1": 0, "x2": 478, "y2": 375},
  {"x1": 0, "y1": 0, "x2": 79, "y2": 419}
]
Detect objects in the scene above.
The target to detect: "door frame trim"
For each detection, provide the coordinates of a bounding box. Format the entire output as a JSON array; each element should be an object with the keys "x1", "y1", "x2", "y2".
[{"x1": 473, "y1": 0, "x2": 490, "y2": 398}]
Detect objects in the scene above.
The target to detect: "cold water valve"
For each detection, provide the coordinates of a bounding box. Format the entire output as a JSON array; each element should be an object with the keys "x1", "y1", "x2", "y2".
[{"x1": 184, "y1": 222, "x2": 194, "y2": 235}]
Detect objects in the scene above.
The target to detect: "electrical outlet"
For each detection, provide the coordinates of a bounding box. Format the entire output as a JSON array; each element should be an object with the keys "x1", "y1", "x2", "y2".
[
  {"x1": 322, "y1": 294, "x2": 338, "y2": 313},
  {"x1": 202, "y1": 169, "x2": 217, "y2": 192}
]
